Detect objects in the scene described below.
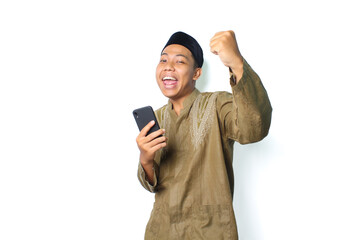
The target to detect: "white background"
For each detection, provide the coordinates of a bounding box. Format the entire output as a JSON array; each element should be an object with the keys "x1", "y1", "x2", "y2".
[{"x1": 1, "y1": 0, "x2": 355, "y2": 239}]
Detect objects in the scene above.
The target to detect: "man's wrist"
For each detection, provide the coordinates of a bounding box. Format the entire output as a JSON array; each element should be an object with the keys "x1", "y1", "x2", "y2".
[
  {"x1": 140, "y1": 160, "x2": 154, "y2": 169},
  {"x1": 229, "y1": 57, "x2": 244, "y2": 83}
]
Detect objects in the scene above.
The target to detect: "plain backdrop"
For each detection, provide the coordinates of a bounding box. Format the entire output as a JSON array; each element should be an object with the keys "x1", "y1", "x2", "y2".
[{"x1": 1, "y1": 0, "x2": 355, "y2": 239}]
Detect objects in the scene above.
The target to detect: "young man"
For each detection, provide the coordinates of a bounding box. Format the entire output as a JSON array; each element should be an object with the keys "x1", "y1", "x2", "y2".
[{"x1": 136, "y1": 31, "x2": 272, "y2": 239}]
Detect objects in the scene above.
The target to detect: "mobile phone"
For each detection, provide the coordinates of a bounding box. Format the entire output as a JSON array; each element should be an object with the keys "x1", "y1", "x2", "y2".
[{"x1": 133, "y1": 106, "x2": 161, "y2": 136}]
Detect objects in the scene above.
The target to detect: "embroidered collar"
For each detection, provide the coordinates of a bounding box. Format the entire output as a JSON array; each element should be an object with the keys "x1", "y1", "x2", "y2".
[{"x1": 167, "y1": 88, "x2": 201, "y2": 115}]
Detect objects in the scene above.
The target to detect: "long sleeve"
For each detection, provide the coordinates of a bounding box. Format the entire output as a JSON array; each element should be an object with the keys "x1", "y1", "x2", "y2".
[
  {"x1": 217, "y1": 59, "x2": 272, "y2": 144},
  {"x1": 137, "y1": 161, "x2": 159, "y2": 193}
]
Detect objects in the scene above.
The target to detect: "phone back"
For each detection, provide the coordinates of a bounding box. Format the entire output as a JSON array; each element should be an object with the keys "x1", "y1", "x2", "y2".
[{"x1": 133, "y1": 106, "x2": 160, "y2": 136}]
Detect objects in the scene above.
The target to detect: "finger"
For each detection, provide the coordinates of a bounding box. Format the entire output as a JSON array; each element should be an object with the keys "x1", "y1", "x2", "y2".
[
  {"x1": 209, "y1": 36, "x2": 220, "y2": 48},
  {"x1": 211, "y1": 49, "x2": 219, "y2": 55},
  {"x1": 210, "y1": 31, "x2": 235, "y2": 47},
  {"x1": 140, "y1": 136, "x2": 166, "y2": 155},
  {"x1": 137, "y1": 129, "x2": 165, "y2": 149},
  {"x1": 211, "y1": 30, "x2": 235, "y2": 42},
  {"x1": 138, "y1": 120, "x2": 155, "y2": 137},
  {"x1": 150, "y1": 142, "x2": 167, "y2": 153},
  {"x1": 210, "y1": 41, "x2": 220, "y2": 55},
  {"x1": 146, "y1": 135, "x2": 167, "y2": 148},
  {"x1": 146, "y1": 128, "x2": 166, "y2": 142},
  {"x1": 210, "y1": 31, "x2": 224, "y2": 42}
]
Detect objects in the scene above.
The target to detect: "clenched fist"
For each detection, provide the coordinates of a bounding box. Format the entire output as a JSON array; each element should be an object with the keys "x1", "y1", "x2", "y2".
[{"x1": 210, "y1": 30, "x2": 244, "y2": 80}]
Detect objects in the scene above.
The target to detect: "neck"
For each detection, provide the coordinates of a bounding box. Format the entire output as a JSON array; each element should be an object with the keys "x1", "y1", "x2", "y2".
[
  {"x1": 169, "y1": 88, "x2": 195, "y2": 116},
  {"x1": 170, "y1": 98, "x2": 184, "y2": 116}
]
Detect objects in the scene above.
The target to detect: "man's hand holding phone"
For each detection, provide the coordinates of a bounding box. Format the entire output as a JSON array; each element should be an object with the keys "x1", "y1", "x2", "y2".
[{"x1": 136, "y1": 121, "x2": 167, "y2": 185}]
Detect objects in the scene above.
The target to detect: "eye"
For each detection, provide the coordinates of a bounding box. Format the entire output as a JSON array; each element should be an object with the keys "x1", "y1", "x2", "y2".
[
  {"x1": 160, "y1": 59, "x2": 167, "y2": 63},
  {"x1": 177, "y1": 60, "x2": 185, "y2": 64}
]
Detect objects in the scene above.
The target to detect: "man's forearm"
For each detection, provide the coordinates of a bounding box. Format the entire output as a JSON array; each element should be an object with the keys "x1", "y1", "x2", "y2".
[
  {"x1": 229, "y1": 56, "x2": 244, "y2": 83},
  {"x1": 228, "y1": 59, "x2": 272, "y2": 144},
  {"x1": 140, "y1": 161, "x2": 154, "y2": 185}
]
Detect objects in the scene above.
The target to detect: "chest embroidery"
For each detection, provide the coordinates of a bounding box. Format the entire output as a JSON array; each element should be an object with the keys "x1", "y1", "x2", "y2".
[
  {"x1": 161, "y1": 93, "x2": 218, "y2": 149},
  {"x1": 190, "y1": 93, "x2": 218, "y2": 148}
]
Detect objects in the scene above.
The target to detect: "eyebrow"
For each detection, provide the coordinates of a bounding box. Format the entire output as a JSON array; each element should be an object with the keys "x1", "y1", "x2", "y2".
[{"x1": 161, "y1": 52, "x2": 189, "y2": 60}]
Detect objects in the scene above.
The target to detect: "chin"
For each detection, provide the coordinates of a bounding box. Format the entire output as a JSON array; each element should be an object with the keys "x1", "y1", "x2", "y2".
[
  {"x1": 160, "y1": 88, "x2": 177, "y2": 99},
  {"x1": 162, "y1": 92, "x2": 177, "y2": 99}
]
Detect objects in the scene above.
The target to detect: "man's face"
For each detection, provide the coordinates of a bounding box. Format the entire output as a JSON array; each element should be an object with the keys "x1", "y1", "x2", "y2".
[{"x1": 156, "y1": 44, "x2": 201, "y2": 102}]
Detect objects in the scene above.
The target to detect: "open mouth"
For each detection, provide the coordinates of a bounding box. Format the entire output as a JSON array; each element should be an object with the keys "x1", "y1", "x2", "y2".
[{"x1": 163, "y1": 76, "x2": 178, "y2": 88}]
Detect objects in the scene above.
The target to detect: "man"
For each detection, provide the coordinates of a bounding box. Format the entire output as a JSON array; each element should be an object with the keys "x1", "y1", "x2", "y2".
[{"x1": 136, "y1": 30, "x2": 272, "y2": 239}]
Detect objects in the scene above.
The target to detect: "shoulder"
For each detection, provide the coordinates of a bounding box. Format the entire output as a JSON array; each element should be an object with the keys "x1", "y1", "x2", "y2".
[
  {"x1": 200, "y1": 90, "x2": 232, "y2": 97},
  {"x1": 155, "y1": 104, "x2": 168, "y2": 115},
  {"x1": 199, "y1": 91, "x2": 232, "y2": 104},
  {"x1": 154, "y1": 104, "x2": 169, "y2": 123},
  {"x1": 190, "y1": 91, "x2": 226, "y2": 115},
  {"x1": 198, "y1": 91, "x2": 234, "y2": 114}
]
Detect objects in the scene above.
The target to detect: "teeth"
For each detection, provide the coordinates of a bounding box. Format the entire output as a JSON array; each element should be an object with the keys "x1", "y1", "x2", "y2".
[{"x1": 163, "y1": 77, "x2": 177, "y2": 81}]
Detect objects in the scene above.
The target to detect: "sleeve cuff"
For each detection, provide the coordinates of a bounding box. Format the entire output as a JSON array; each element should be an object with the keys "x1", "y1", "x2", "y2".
[
  {"x1": 138, "y1": 162, "x2": 159, "y2": 193},
  {"x1": 230, "y1": 58, "x2": 248, "y2": 90}
]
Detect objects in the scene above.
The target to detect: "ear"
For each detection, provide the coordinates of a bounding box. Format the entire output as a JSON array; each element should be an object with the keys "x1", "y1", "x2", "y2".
[{"x1": 192, "y1": 68, "x2": 202, "y2": 81}]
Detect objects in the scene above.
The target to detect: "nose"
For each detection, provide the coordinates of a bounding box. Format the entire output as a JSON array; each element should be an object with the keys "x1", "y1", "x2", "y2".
[{"x1": 164, "y1": 61, "x2": 174, "y2": 71}]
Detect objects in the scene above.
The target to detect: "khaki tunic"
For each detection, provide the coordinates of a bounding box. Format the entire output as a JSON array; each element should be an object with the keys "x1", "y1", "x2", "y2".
[{"x1": 138, "y1": 59, "x2": 272, "y2": 240}]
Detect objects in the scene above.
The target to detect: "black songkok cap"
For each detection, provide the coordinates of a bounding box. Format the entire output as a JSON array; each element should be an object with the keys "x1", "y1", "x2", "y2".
[{"x1": 162, "y1": 31, "x2": 204, "y2": 68}]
